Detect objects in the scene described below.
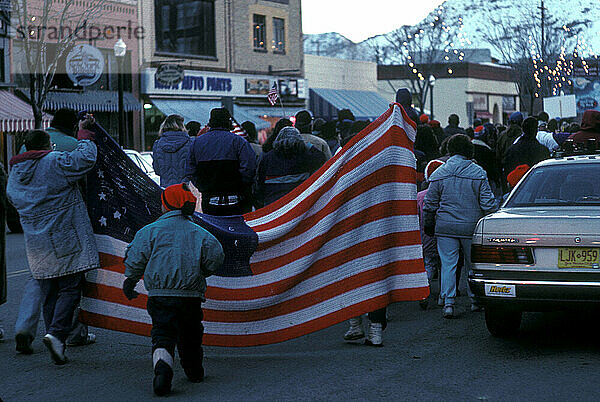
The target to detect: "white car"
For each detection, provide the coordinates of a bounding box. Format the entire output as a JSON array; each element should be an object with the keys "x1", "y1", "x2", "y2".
[
  {"x1": 140, "y1": 151, "x2": 154, "y2": 167},
  {"x1": 124, "y1": 149, "x2": 161, "y2": 186},
  {"x1": 469, "y1": 154, "x2": 600, "y2": 337}
]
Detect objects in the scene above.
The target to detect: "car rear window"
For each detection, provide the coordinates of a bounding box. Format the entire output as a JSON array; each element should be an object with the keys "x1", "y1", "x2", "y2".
[{"x1": 506, "y1": 163, "x2": 600, "y2": 207}]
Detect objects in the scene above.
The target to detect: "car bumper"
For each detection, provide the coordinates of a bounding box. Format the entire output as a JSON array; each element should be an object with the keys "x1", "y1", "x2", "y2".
[{"x1": 469, "y1": 270, "x2": 600, "y2": 311}]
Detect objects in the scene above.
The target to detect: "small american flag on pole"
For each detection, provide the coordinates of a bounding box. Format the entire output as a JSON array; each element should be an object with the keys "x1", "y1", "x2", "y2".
[
  {"x1": 78, "y1": 103, "x2": 429, "y2": 347},
  {"x1": 267, "y1": 82, "x2": 279, "y2": 106}
]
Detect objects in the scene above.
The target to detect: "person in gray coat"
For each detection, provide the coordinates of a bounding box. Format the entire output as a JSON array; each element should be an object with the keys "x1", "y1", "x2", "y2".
[
  {"x1": 7, "y1": 117, "x2": 99, "y2": 364},
  {"x1": 423, "y1": 134, "x2": 497, "y2": 318},
  {"x1": 152, "y1": 114, "x2": 192, "y2": 188}
]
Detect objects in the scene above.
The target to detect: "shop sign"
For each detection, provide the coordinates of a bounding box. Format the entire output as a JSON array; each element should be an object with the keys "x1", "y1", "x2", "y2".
[
  {"x1": 577, "y1": 97, "x2": 599, "y2": 110},
  {"x1": 66, "y1": 44, "x2": 104, "y2": 86},
  {"x1": 502, "y1": 96, "x2": 516, "y2": 111},
  {"x1": 245, "y1": 79, "x2": 271, "y2": 95},
  {"x1": 155, "y1": 64, "x2": 184, "y2": 87},
  {"x1": 472, "y1": 93, "x2": 488, "y2": 111}
]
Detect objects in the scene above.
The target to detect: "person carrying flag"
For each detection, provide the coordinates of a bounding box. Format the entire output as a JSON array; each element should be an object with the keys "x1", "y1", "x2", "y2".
[{"x1": 122, "y1": 183, "x2": 224, "y2": 396}]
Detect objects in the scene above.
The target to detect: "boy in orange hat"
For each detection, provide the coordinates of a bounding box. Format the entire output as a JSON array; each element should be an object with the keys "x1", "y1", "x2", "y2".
[{"x1": 122, "y1": 183, "x2": 224, "y2": 396}]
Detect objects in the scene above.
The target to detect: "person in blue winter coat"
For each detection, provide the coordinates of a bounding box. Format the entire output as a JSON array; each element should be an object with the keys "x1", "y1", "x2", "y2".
[
  {"x1": 423, "y1": 134, "x2": 497, "y2": 318},
  {"x1": 255, "y1": 126, "x2": 327, "y2": 207},
  {"x1": 152, "y1": 114, "x2": 192, "y2": 188},
  {"x1": 122, "y1": 183, "x2": 224, "y2": 396}
]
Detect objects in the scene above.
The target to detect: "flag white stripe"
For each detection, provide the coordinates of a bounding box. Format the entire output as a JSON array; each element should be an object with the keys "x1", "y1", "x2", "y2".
[
  {"x1": 81, "y1": 272, "x2": 426, "y2": 336},
  {"x1": 96, "y1": 234, "x2": 128, "y2": 258}
]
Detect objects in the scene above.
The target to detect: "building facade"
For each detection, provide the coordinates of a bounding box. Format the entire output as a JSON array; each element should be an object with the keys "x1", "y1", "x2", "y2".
[
  {"x1": 139, "y1": 0, "x2": 305, "y2": 148},
  {"x1": 378, "y1": 62, "x2": 520, "y2": 127}
]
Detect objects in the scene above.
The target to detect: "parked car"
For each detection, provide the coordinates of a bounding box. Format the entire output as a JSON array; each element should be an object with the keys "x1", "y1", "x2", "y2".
[
  {"x1": 124, "y1": 149, "x2": 161, "y2": 186},
  {"x1": 469, "y1": 154, "x2": 600, "y2": 337},
  {"x1": 139, "y1": 151, "x2": 154, "y2": 167}
]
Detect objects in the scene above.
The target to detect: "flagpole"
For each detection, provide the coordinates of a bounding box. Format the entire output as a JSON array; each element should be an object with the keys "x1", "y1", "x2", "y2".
[{"x1": 278, "y1": 94, "x2": 286, "y2": 119}]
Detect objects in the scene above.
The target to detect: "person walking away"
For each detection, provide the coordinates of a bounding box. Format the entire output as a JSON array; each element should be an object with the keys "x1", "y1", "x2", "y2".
[
  {"x1": 294, "y1": 110, "x2": 332, "y2": 159},
  {"x1": 423, "y1": 134, "x2": 497, "y2": 318},
  {"x1": 255, "y1": 127, "x2": 327, "y2": 207},
  {"x1": 395, "y1": 88, "x2": 419, "y2": 125},
  {"x1": 443, "y1": 114, "x2": 466, "y2": 139},
  {"x1": 320, "y1": 120, "x2": 341, "y2": 155},
  {"x1": 122, "y1": 183, "x2": 224, "y2": 396},
  {"x1": 241, "y1": 121, "x2": 263, "y2": 159},
  {"x1": 496, "y1": 112, "x2": 524, "y2": 192},
  {"x1": 568, "y1": 110, "x2": 600, "y2": 145},
  {"x1": 472, "y1": 123, "x2": 501, "y2": 197},
  {"x1": 185, "y1": 108, "x2": 257, "y2": 216},
  {"x1": 152, "y1": 114, "x2": 192, "y2": 188},
  {"x1": 7, "y1": 116, "x2": 99, "y2": 364},
  {"x1": 502, "y1": 117, "x2": 550, "y2": 185}
]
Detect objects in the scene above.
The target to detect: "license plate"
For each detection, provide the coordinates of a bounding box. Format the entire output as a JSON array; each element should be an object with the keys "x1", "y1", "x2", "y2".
[
  {"x1": 558, "y1": 248, "x2": 600, "y2": 268},
  {"x1": 484, "y1": 284, "x2": 516, "y2": 297}
]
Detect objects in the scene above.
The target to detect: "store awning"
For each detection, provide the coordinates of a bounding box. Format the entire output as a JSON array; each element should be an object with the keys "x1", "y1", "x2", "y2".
[
  {"x1": 44, "y1": 90, "x2": 141, "y2": 112},
  {"x1": 309, "y1": 88, "x2": 389, "y2": 121},
  {"x1": 151, "y1": 99, "x2": 221, "y2": 125},
  {"x1": 0, "y1": 91, "x2": 52, "y2": 132}
]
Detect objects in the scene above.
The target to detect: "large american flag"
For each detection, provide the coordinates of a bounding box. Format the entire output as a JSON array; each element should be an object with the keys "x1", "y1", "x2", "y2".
[{"x1": 79, "y1": 103, "x2": 429, "y2": 347}]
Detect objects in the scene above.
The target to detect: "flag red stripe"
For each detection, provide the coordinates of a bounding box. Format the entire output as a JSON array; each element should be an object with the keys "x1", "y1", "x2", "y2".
[
  {"x1": 207, "y1": 230, "x2": 421, "y2": 300},
  {"x1": 99, "y1": 253, "x2": 125, "y2": 273},
  {"x1": 202, "y1": 288, "x2": 427, "y2": 347},
  {"x1": 244, "y1": 113, "x2": 401, "y2": 221},
  {"x1": 254, "y1": 167, "x2": 416, "y2": 252},
  {"x1": 251, "y1": 200, "x2": 418, "y2": 275},
  {"x1": 80, "y1": 310, "x2": 151, "y2": 337},
  {"x1": 83, "y1": 281, "x2": 147, "y2": 309},
  {"x1": 248, "y1": 129, "x2": 415, "y2": 231}
]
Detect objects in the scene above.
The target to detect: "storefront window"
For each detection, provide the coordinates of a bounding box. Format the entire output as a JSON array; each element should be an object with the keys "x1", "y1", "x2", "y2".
[
  {"x1": 272, "y1": 18, "x2": 285, "y2": 53},
  {"x1": 155, "y1": 0, "x2": 216, "y2": 57},
  {"x1": 253, "y1": 14, "x2": 266, "y2": 51}
]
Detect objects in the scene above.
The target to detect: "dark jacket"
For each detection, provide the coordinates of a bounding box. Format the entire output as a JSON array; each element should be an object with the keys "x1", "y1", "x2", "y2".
[
  {"x1": 496, "y1": 124, "x2": 523, "y2": 163},
  {"x1": 502, "y1": 136, "x2": 550, "y2": 183},
  {"x1": 568, "y1": 110, "x2": 600, "y2": 144},
  {"x1": 443, "y1": 124, "x2": 466, "y2": 138},
  {"x1": 395, "y1": 88, "x2": 419, "y2": 125},
  {"x1": 256, "y1": 141, "x2": 327, "y2": 207},
  {"x1": 152, "y1": 130, "x2": 192, "y2": 187},
  {"x1": 185, "y1": 128, "x2": 257, "y2": 210},
  {"x1": 472, "y1": 139, "x2": 499, "y2": 186}
]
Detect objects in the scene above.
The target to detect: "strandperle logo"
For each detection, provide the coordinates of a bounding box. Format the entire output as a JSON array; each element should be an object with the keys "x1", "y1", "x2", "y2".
[{"x1": 17, "y1": 20, "x2": 145, "y2": 41}]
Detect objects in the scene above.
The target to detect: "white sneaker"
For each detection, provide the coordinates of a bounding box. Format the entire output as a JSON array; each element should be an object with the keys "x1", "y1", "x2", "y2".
[
  {"x1": 43, "y1": 334, "x2": 67, "y2": 365},
  {"x1": 364, "y1": 323, "x2": 383, "y2": 347},
  {"x1": 343, "y1": 317, "x2": 364, "y2": 340}
]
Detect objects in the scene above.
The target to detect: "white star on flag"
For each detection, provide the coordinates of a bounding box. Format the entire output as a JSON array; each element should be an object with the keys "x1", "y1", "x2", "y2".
[
  {"x1": 99, "y1": 216, "x2": 107, "y2": 227},
  {"x1": 99, "y1": 192, "x2": 107, "y2": 201},
  {"x1": 113, "y1": 211, "x2": 122, "y2": 220},
  {"x1": 97, "y1": 170, "x2": 104, "y2": 179}
]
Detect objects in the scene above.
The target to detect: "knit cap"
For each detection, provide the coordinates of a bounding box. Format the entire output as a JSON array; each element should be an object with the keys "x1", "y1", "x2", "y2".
[
  {"x1": 161, "y1": 183, "x2": 197, "y2": 214},
  {"x1": 507, "y1": 164, "x2": 530, "y2": 188},
  {"x1": 424, "y1": 159, "x2": 445, "y2": 181}
]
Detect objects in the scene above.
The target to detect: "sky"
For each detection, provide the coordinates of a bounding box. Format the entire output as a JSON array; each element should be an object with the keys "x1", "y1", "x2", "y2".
[{"x1": 301, "y1": 0, "x2": 446, "y2": 43}]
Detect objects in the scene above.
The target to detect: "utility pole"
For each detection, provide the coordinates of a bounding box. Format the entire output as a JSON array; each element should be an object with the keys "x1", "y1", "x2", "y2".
[{"x1": 539, "y1": 0, "x2": 546, "y2": 61}]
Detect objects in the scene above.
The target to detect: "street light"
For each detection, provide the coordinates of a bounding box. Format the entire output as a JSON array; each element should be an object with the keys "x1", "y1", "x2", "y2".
[
  {"x1": 114, "y1": 38, "x2": 127, "y2": 147},
  {"x1": 428, "y1": 75, "x2": 436, "y2": 120}
]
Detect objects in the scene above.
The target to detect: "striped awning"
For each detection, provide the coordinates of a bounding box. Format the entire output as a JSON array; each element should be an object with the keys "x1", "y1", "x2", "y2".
[
  {"x1": 44, "y1": 90, "x2": 141, "y2": 112},
  {"x1": 0, "y1": 91, "x2": 52, "y2": 132}
]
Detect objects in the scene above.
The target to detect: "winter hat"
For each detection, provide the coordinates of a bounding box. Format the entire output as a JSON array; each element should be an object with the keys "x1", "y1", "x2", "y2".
[
  {"x1": 428, "y1": 120, "x2": 440, "y2": 128},
  {"x1": 424, "y1": 159, "x2": 445, "y2": 181},
  {"x1": 51, "y1": 108, "x2": 79, "y2": 137},
  {"x1": 295, "y1": 110, "x2": 313, "y2": 127},
  {"x1": 208, "y1": 108, "x2": 232, "y2": 129},
  {"x1": 507, "y1": 164, "x2": 530, "y2": 188},
  {"x1": 161, "y1": 183, "x2": 197, "y2": 215},
  {"x1": 509, "y1": 111, "x2": 524, "y2": 126},
  {"x1": 273, "y1": 126, "x2": 304, "y2": 149},
  {"x1": 474, "y1": 125, "x2": 485, "y2": 138},
  {"x1": 419, "y1": 114, "x2": 430, "y2": 124}
]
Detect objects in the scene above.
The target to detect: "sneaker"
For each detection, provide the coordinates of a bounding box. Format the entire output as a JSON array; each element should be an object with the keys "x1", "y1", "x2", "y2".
[
  {"x1": 471, "y1": 303, "x2": 484, "y2": 312},
  {"x1": 66, "y1": 333, "x2": 97, "y2": 347},
  {"x1": 15, "y1": 332, "x2": 34, "y2": 354},
  {"x1": 42, "y1": 334, "x2": 67, "y2": 365},
  {"x1": 442, "y1": 305, "x2": 455, "y2": 319},
  {"x1": 153, "y1": 360, "x2": 174, "y2": 396},
  {"x1": 364, "y1": 323, "x2": 383, "y2": 347},
  {"x1": 343, "y1": 317, "x2": 364, "y2": 340},
  {"x1": 419, "y1": 298, "x2": 429, "y2": 310}
]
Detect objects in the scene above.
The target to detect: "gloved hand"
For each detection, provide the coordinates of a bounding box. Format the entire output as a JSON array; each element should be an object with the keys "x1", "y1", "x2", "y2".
[
  {"x1": 424, "y1": 224, "x2": 435, "y2": 238},
  {"x1": 122, "y1": 277, "x2": 139, "y2": 300},
  {"x1": 77, "y1": 113, "x2": 96, "y2": 140}
]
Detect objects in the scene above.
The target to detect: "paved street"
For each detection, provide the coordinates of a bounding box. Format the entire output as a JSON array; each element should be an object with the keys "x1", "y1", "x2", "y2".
[{"x1": 1, "y1": 232, "x2": 600, "y2": 401}]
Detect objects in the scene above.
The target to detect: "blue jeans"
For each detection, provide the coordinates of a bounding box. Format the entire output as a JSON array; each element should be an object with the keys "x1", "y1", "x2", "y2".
[
  {"x1": 437, "y1": 236, "x2": 474, "y2": 306},
  {"x1": 39, "y1": 272, "x2": 84, "y2": 343},
  {"x1": 14, "y1": 273, "x2": 42, "y2": 338}
]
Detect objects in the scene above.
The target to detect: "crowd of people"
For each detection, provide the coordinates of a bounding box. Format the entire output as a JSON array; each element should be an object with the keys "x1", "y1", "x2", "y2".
[{"x1": 1, "y1": 87, "x2": 600, "y2": 396}]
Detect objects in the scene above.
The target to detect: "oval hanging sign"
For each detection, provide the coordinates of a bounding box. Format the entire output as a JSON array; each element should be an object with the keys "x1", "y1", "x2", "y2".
[
  {"x1": 66, "y1": 44, "x2": 104, "y2": 86},
  {"x1": 155, "y1": 64, "x2": 184, "y2": 86}
]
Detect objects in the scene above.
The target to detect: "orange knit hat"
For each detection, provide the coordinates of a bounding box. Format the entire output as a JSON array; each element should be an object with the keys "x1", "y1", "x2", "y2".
[
  {"x1": 161, "y1": 183, "x2": 197, "y2": 214},
  {"x1": 507, "y1": 164, "x2": 530, "y2": 188}
]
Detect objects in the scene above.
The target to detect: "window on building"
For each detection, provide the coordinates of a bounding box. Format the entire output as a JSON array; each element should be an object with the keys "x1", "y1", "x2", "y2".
[
  {"x1": 155, "y1": 0, "x2": 216, "y2": 57},
  {"x1": 272, "y1": 17, "x2": 285, "y2": 53},
  {"x1": 253, "y1": 14, "x2": 266, "y2": 51}
]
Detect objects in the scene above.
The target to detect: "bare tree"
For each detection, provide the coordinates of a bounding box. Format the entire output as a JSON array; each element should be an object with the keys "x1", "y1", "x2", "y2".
[
  {"x1": 1, "y1": 0, "x2": 106, "y2": 128},
  {"x1": 481, "y1": 4, "x2": 586, "y2": 114},
  {"x1": 382, "y1": 7, "x2": 464, "y2": 114}
]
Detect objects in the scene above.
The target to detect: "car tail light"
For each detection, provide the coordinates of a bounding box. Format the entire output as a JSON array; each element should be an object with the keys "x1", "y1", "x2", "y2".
[{"x1": 471, "y1": 245, "x2": 533, "y2": 264}]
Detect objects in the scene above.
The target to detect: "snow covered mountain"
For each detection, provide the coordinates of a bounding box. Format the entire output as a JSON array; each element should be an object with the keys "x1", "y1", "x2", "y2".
[{"x1": 304, "y1": 0, "x2": 600, "y2": 64}]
